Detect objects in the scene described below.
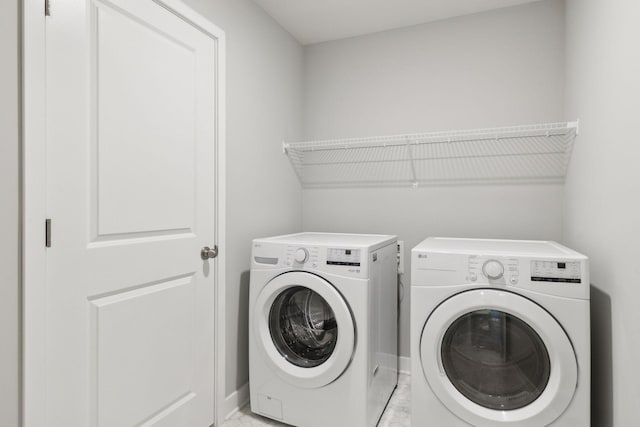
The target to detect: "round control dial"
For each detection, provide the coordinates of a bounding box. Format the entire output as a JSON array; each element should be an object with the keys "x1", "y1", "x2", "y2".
[
  {"x1": 294, "y1": 248, "x2": 308, "y2": 263},
  {"x1": 483, "y1": 260, "x2": 504, "y2": 280}
]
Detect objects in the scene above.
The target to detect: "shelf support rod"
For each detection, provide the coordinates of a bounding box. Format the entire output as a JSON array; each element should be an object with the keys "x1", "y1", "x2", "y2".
[{"x1": 405, "y1": 137, "x2": 418, "y2": 188}]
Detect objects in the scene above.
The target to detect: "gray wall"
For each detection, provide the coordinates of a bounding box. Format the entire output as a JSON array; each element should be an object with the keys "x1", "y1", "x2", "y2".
[
  {"x1": 564, "y1": 0, "x2": 640, "y2": 425},
  {"x1": 8, "y1": 3, "x2": 635, "y2": 425},
  {"x1": 0, "y1": 0, "x2": 21, "y2": 426},
  {"x1": 183, "y1": 0, "x2": 304, "y2": 397},
  {"x1": 302, "y1": 0, "x2": 566, "y2": 357}
]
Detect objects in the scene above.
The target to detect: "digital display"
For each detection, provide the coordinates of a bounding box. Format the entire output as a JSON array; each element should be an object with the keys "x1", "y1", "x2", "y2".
[
  {"x1": 327, "y1": 248, "x2": 361, "y2": 267},
  {"x1": 530, "y1": 260, "x2": 581, "y2": 283}
]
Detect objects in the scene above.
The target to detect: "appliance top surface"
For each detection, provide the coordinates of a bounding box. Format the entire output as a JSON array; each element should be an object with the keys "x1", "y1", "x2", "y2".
[
  {"x1": 255, "y1": 232, "x2": 397, "y2": 248},
  {"x1": 413, "y1": 237, "x2": 587, "y2": 259}
]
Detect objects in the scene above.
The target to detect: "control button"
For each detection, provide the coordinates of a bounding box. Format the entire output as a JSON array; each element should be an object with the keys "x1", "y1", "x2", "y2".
[
  {"x1": 483, "y1": 260, "x2": 504, "y2": 280},
  {"x1": 510, "y1": 276, "x2": 518, "y2": 285},
  {"x1": 470, "y1": 273, "x2": 478, "y2": 282},
  {"x1": 294, "y1": 248, "x2": 308, "y2": 263}
]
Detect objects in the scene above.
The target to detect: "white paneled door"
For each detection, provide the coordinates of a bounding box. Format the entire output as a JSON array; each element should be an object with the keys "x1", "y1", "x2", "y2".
[{"x1": 44, "y1": 1, "x2": 219, "y2": 425}]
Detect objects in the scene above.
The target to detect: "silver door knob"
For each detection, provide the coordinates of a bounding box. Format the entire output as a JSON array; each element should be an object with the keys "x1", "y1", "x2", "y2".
[{"x1": 201, "y1": 245, "x2": 218, "y2": 260}]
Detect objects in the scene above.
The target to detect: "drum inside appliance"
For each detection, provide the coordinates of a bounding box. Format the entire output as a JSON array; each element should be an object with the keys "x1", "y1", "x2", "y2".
[
  {"x1": 441, "y1": 310, "x2": 551, "y2": 410},
  {"x1": 269, "y1": 286, "x2": 338, "y2": 368}
]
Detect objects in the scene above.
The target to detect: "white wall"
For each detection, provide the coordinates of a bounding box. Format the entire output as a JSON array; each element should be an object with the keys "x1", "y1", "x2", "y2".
[
  {"x1": 0, "y1": 0, "x2": 21, "y2": 425},
  {"x1": 302, "y1": 0, "x2": 566, "y2": 357},
  {"x1": 182, "y1": 0, "x2": 304, "y2": 398},
  {"x1": 564, "y1": 0, "x2": 640, "y2": 425}
]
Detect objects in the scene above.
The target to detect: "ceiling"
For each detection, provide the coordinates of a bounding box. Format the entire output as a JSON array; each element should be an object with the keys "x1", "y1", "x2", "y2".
[{"x1": 252, "y1": 0, "x2": 544, "y2": 45}]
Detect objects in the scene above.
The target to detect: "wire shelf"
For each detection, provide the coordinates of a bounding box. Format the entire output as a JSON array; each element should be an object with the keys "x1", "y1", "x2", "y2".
[{"x1": 283, "y1": 121, "x2": 579, "y2": 188}]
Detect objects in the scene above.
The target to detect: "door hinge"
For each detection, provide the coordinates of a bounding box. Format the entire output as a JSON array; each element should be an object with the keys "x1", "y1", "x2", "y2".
[
  {"x1": 45, "y1": 219, "x2": 52, "y2": 248},
  {"x1": 45, "y1": 0, "x2": 51, "y2": 16}
]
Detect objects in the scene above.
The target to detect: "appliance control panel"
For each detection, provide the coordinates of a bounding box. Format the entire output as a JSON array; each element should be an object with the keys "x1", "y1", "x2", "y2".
[
  {"x1": 252, "y1": 241, "x2": 370, "y2": 278},
  {"x1": 278, "y1": 246, "x2": 366, "y2": 277},
  {"x1": 285, "y1": 246, "x2": 320, "y2": 268},
  {"x1": 468, "y1": 256, "x2": 520, "y2": 285},
  {"x1": 531, "y1": 260, "x2": 581, "y2": 283},
  {"x1": 465, "y1": 256, "x2": 583, "y2": 286},
  {"x1": 411, "y1": 249, "x2": 588, "y2": 298},
  {"x1": 326, "y1": 248, "x2": 362, "y2": 266}
]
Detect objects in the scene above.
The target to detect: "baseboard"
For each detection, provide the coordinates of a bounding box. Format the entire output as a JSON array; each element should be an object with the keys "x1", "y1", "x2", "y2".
[
  {"x1": 399, "y1": 356, "x2": 411, "y2": 374},
  {"x1": 222, "y1": 382, "x2": 249, "y2": 420}
]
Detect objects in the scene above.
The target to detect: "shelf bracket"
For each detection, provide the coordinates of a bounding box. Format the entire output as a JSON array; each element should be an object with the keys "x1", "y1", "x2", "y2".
[
  {"x1": 405, "y1": 137, "x2": 418, "y2": 188},
  {"x1": 568, "y1": 119, "x2": 580, "y2": 135},
  {"x1": 282, "y1": 141, "x2": 289, "y2": 154}
]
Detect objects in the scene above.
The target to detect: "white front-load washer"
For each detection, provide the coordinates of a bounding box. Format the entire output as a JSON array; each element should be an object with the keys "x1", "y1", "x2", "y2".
[
  {"x1": 411, "y1": 238, "x2": 590, "y2": 427},
  {"x1": 250, "y1": 232, "x2": 398, "y2": 427}
]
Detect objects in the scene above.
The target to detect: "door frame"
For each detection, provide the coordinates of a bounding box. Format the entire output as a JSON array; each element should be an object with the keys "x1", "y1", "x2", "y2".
[{"x1": 21, "y1": 1, "x2": 227, "y2": 425}]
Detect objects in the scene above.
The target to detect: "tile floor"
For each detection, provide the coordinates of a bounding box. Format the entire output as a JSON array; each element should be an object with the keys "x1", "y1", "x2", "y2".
[{"x1": 222, "y1": 373, "x2": 411, "y2": 427}]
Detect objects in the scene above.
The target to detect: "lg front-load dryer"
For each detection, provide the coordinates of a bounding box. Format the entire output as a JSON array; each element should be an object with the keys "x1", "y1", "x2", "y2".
[
  {"x1": 411, "y1": 238, "x2": 590, "y2": 427},
  {"x1": 250, "y1": 232, "x2": 398, "y2": 427}
]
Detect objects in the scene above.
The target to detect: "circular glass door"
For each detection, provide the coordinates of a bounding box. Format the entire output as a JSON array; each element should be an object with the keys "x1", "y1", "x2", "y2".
[
  {"x1": 441, "y1": 310, "x2": 550, "y2": 410},
  {"x1": 254, "y1": 271, "x2": 355, "y2": 388},
  {"x1": 269, "y1": 286, "x2": 338, "y2": 368},
  {"x1": 420, "y1": 289, "x2": 578, "y2": 427}
]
